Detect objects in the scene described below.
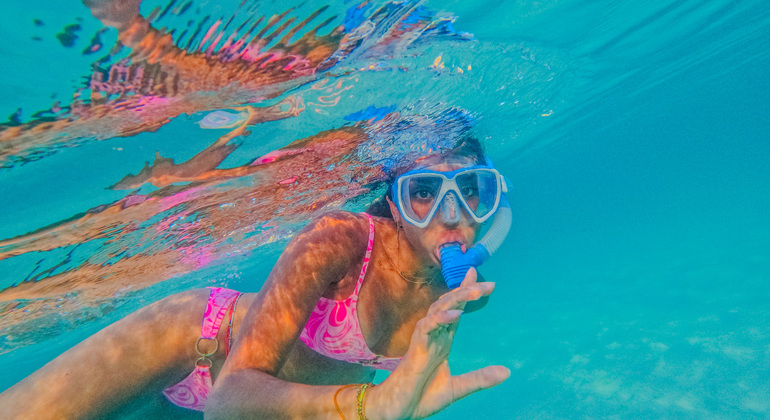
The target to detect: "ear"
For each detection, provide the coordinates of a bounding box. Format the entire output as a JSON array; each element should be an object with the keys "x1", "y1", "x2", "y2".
[{"x1": 386, "y1": 196, "x2": 402, "y2": 226}]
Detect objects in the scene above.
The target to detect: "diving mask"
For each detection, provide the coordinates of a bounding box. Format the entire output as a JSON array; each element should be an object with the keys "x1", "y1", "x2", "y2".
[{"x1": 391, "y1": 165, "x2": 508, "y2": 228}]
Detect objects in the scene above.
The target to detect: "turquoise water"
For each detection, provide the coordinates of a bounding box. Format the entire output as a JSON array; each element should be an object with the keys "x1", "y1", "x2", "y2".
[{"x1": 1, "y1": 0, "x2": 769, "y2": 418}]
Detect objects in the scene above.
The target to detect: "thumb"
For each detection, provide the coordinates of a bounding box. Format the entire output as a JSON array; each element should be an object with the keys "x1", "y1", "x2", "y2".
[{"x1": 450, "y1": 365, "x2": 510, "y2": 402}]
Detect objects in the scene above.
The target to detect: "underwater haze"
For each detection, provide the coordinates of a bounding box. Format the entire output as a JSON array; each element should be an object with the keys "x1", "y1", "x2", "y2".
[{"x1": 1, "y1": 0, "x2": 769, "y2": 418}]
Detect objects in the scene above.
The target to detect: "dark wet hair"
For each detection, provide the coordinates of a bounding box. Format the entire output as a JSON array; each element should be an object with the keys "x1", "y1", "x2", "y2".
[{"x1": 365, "y1": 135, "x2": 486, "y2": 218}]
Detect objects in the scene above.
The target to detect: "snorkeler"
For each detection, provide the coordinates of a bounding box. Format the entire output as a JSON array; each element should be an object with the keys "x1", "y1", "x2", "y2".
[{"x1": 0, "y1": 136, "x2": 512, "y2": 419}]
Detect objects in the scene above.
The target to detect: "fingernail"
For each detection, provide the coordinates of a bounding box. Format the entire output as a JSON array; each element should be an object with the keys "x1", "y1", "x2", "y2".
[{"x1": 446, "y1": 309, "x2": 464, "y2": 318}]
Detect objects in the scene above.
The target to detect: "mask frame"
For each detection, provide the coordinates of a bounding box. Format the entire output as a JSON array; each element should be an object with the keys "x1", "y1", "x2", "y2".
[{"x1": 391, "y1": 165, "x2": 508, "y2": 228}]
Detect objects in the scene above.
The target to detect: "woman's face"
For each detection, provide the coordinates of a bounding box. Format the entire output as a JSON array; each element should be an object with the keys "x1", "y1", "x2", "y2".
[{"x1": 388, "y1": 155, "x2": 483, "y2": 265}]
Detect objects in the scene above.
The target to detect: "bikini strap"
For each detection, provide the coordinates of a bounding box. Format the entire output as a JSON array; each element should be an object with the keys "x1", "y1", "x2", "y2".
[
  {"x1": 225, "y1": 292, "x2": 243, "y2": 356},
  {"x1": 200, "y1": 287, "x2": 241, "y2": 339},
  {"x1": 353, "y1": 213, "x2": 375, "y2": 296}
]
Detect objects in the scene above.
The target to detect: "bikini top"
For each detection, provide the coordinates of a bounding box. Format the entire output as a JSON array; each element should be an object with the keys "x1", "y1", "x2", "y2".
[
  {"x1": 299, "y1": 213, "x2": 402, "y2": 371},
  {"x1": 164, "y1": 213, "x2": 400, "y2": 411}
]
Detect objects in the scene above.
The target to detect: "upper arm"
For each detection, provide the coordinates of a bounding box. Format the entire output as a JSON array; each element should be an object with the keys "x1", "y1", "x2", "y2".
[{"x1": 222, "y1": 212, "x2": 369, "y2": 376}]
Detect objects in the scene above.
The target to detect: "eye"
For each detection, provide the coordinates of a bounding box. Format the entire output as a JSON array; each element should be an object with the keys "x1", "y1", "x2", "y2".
[
  {"x1": 411, "y1": 188, "x2": 435, "y2": 200},
  {"x1": 460, "y1": 185, "x2": 478, "y2": 197},
  {"x1": 406, "y1": 177, "x2": 441, "y2": 203}
]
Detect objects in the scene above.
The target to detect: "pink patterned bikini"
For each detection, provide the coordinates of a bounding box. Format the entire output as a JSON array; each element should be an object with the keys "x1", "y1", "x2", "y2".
[
  {"x1": 299, "y1": 213, "x2": 402, "y2": 372},
  {"x1": 162, "y1": 287, "x2": 241, "y2": 411},
  {"x1": 164, "y1": 213, "x2": 401, "y2": 411}
]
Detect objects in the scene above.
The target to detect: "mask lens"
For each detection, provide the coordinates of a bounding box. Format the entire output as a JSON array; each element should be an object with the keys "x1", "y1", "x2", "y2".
[
  {"x1": 401, "y1": 176, "x2": 442, "y2": 223},
  {"x1": 457, "y1": 170, "x2": 498, "y2": 219}
]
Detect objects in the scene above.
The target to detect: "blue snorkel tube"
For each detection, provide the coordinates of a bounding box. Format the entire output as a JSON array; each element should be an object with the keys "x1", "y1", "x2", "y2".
[{"x1": 440, "y1": 159, "x2": 512, "y2": 288}]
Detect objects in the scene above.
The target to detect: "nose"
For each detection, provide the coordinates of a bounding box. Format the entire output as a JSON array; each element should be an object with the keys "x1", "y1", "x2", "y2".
[{"x1": 439, "y1": 191, "x2": 462, "y2": 224}]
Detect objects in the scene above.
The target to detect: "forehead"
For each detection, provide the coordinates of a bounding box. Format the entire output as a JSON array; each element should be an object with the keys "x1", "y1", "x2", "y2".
[{"x1": 414, "y1": 154, "x2": 477, "y2": 171}]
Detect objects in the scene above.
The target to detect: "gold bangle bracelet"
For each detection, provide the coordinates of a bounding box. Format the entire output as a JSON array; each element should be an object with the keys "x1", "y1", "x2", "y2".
[{"x1": 334, "y1": 384, "x2": 359, "y2": 420}]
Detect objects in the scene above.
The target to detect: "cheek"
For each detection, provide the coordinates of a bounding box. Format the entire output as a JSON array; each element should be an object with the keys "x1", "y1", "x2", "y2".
[
  {"x1": 471, "y1": 224, "x2": 482, "y2": 242},
  {"x1": 403, "y1": 225, "x2": 434, "y2": 252},
  {"x1": 403, "y1": 225, "x2": 425, "y2": 243},
  {"x1": 410, "y1": 201, "x2": 434, "y2": 220}
]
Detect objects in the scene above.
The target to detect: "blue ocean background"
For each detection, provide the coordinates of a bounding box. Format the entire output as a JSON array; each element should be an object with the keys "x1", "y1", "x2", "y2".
[{"x1": 1, "y1": 0, "x2": 768, "y2": 418}]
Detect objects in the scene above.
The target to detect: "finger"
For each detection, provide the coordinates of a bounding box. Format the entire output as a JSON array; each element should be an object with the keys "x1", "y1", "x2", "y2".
[
  {"x1": 417, "y1": 309, "x2": 464, "y2": 335},
  {"x1": 459, "y1": 267, "x2": 478, "y2": 288},
  {"x1": 431, "y1": 282, "x2": 495, "y2": 312},
  {"x1": 433, "y1": 285, "x2": 494, "y2": 313},
  {"x1": 450, "y1": 365, "x2": 511, "y2": 402}
]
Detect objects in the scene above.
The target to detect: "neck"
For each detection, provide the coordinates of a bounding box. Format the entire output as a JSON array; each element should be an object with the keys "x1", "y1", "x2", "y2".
[{"x1": 390, "y1": 223, "x2": 442, "y2": 287}]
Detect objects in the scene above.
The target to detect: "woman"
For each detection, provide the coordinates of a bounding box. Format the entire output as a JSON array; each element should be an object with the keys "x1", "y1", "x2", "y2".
[{"x1": 0, "y1": 136, "x2": 511, "y2": 419}]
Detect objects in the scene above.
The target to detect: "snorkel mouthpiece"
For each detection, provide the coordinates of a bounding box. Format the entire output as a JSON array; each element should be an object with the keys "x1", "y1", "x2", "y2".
[
  {"x1": 439, "y1": 193, "x2": 512, "y2": 288},
  {"x1": 440, "y1": 244, "x2": 489, "y2": 288}
]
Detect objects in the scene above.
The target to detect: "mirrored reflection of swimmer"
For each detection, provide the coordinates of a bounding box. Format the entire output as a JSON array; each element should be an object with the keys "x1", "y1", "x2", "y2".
[
  {"x1": 0, "y1": 136, "x2": 512, "y2": 419},
  {"x1": 0, "y1": 123, "x2": 376, "y2": 331},
  {"x1": 0, "y1": 0, "x2": 469, "y2": 167},
  {"x1": 0, "y1": 0, "x2": 339, "y2": 166},
  {"x1": 109, "y1": 96, "x2": 304, "y2": 190},
  {"x1": 0, "y1": 108, "x2": 477, "y2": 352}
]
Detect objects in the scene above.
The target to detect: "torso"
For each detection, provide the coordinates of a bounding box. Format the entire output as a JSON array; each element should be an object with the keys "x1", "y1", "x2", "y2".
[
  {"x1": 193, "y1": 216, "x2": 445, "y2": 385},
  {"x1": 4, "y1": 214, "x2": 446, "y2": 419},
  {"x1": 150, "y1": 215, "x2": 446, "y2": 417}
]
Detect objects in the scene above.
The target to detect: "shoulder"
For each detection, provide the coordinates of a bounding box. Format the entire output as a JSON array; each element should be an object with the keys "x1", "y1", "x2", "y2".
[
  {"x1": 279, "y1": 211, "x2": 373, "y2": 275},
  {"x1": 304, "y1": 211, "x2": 369, "y2": 231},
  {"x1": 293, "y1": 211, "x2": 371, "y2": 248}
]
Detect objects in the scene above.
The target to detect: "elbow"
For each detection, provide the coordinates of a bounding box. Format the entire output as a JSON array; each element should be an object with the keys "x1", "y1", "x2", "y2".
[
  {"x1": 204, "y1": 372, "x2": 273, "y2": 420},
  {"x1": 204, "y1": 381, "x2": 234, "y2": 420}
]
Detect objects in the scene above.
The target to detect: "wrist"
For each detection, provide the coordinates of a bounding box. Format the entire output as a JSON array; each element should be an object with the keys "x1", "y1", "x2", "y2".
[
  {"x1": 362, "y1": 383, "x2": 383, "y2": 420},
  {"x1": 362, "y1": 382, "x2": 402, "y2": 420},
  {"x1": 334, "y1": 383, "x2": 386, "y2": 420}
]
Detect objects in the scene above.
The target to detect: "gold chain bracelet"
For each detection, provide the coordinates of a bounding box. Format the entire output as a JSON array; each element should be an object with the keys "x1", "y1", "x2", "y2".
[
  {"x1": 356, "y1": 383, "x2": 375, "y2": 420},
  {"x1": 334, "y1": 382, "x2": 376, "y2": 420}
]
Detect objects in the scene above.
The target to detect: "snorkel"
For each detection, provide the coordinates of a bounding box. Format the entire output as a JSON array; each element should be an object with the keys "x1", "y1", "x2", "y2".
[
  {"x1": 392, "y1": 156, "x2": 512, "y2": 288},
  {"x1": 439, "y1": 157, "x2": 511, "y2": 288}
]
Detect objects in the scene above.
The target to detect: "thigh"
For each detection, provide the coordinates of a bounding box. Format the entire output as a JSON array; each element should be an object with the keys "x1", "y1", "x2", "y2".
[{"x1": 0, "y1": 289, "x2": 212, "y2": 419}]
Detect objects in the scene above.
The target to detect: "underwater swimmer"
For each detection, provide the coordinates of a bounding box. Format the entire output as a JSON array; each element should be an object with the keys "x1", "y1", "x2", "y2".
[{"x1": 0, "y1": 136, "x2": 511, "y2": 419}]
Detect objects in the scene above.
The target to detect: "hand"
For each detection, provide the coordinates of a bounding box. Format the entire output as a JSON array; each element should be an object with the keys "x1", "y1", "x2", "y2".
[
  {"x1": 367, "y1": 268, "x2": 510, "y2": 420},
  {"x1": 82, "y1": 0, "x2": 142, "y2": 30}
]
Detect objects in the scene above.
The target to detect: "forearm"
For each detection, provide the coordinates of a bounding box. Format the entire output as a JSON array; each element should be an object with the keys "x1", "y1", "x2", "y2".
[{"x1": 205, "y1": 369, "x2": 366, "y2": 420}]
